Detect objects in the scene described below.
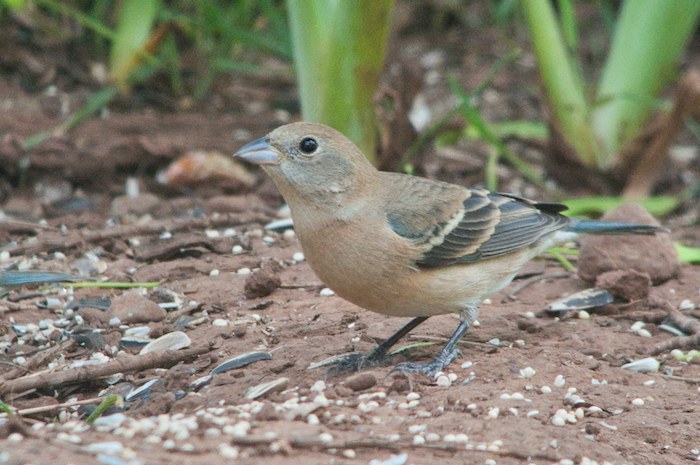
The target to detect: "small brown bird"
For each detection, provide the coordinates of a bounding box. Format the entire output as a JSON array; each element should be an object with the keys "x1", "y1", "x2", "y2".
[{"x1": 234, "y1": 122, "x2": 665, "y2": 375}]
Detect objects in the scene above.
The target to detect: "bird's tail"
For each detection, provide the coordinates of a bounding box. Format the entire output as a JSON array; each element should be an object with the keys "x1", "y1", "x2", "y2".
[{"x1": 566, "y1": 218, "x2": 668, "y2": 235}]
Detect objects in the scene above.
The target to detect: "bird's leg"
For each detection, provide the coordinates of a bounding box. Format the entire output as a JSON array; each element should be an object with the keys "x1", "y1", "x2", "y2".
[
  {"x1": 326, "y1": 316, "x2": 429, "y2": 375},
  {"x1": 389, "y1": 305, "x2": 478, "y2": 377}
]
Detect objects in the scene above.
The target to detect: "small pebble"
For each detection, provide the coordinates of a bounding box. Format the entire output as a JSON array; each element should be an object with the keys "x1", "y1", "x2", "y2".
[
  {"x1": 211, "y1": 319, "x2": 228, "y2": 327},
  {"x1": 578, "y1": 310, "x2": 590, "y2": 319},
  {"x1": 670, "y1": 349, "x2": 684, "y2": 359},
  {"x1": 7, "y1": 433, "x2": 23, "y2": 443},
  {"x1": 283, "y1": 230, "x2": 296, "y2": 240},
  {"x1": 205, "y1": 230, "x2": 220, "y2": 238},
  {"x1": 232, "y1": 245, "x2": 244, "y2": 254}
]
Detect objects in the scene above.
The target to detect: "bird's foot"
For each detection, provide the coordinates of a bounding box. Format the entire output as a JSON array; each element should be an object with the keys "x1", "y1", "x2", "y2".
[{"x1": 388, "y1": 348, "x2": 460, "y2": 378}]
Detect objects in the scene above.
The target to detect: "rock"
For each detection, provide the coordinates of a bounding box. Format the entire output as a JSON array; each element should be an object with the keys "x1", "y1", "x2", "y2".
[
  {"x1": 577, "y1": 203, "x2": 679, "y2": 284},
  {"x1": 244, "y1": 269, "x2": 281, "y2": 299},
  {"x1": 595, "y1": 269, "x2": 652, "y2": 301},
  {"x1": 106, "y1": 291, "x2": 166, "y2": 325},
  {"x1": 129, "y1": 392, "x2": 175, "y2": 416},
  {"x1": 343, "y1": 372, "x2": 377, "y2": 392}
]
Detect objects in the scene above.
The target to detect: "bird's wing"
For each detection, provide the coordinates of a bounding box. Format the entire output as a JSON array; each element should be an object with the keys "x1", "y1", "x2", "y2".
[{"x1": 382, "y1": 174, "x2": 570, "y2": 268}]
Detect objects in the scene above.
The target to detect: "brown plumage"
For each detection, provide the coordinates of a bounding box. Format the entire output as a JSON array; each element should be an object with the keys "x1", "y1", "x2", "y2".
[{"x1": 233, "y1": 122, "x2": 666, "y2": 375}]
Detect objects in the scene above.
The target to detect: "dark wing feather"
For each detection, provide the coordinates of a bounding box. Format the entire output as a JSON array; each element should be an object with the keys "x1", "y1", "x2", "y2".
[{"x1": 384, "y1": 179, "x2": 571, "y2": 269}]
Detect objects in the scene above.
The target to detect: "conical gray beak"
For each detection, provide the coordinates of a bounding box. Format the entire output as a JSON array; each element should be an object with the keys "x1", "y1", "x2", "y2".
[{"x1": 233, "y1": 136, "x2": 283, "y2": 165}]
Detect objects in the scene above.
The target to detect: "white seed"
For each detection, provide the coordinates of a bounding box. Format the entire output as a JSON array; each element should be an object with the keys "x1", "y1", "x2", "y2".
[
  {"x1": 209, "y1": 269, "x2": 220, "y2": 276},
  {"x1": 310, "y1": 380, "x2": 326, "y2": 392},
  {"x1": 485, "y1": 460, "x2": 496, "y2": 465},
  {"x1": 541, "y1": 385, "x2": 552, "y2": 394},
  {"x1": 520, "y1": 367, "x2": 536, "y2": 378},
  {"x1": 670, "y1": 349, "x2": 684, "y2": 359},
  {"x1": 412, "y1": 435, "x2": 425, "y2": 445},
  {"x1": 632, "y1": 398, "x2": 645, "y2": 406},
  {"x1": 211, "y1": 319, "x2": 228, "y2": 327},
  {"x1": 408, "y1": 424, "x2": 426, "y2": 434},
  {"x1": 455, "y1": 434, "x2": 468, "y2": 443},
  {"x1": 461, "y1": 361, "x2": 473, "y2": 369},
  {"x1": 575, "y1": 408, "x2": 585, "y2": 419},
  {"x1": 467, "y1": 403, "x2": 477, "y2": 410},
  {"x1": 436, "y1": 375, "x2": 451, "y2": 387},
  {"x1": 162, "y1": 439, "x2": 176, "y2": 450},
  {"x1": 319, "y1": 433, "x2": 333, "y2": 443},
  {"x1": 553, "y1": 375, "x2": 565, "y2": 388},
  {"x1": 487, "y1": 408, "x2": 499, "y2": 419},
  {"x1": 621, "y1": 357, "x2": 660, "y2": 373},
  {"x1": 7, "y1": 433, "x2": 23, "y2": 442},
  {"x1": 487, "y1": 444, "x2": 499, "y2": 452},
  {"x1": 680, "y1": 299, "x2": 695, "y2": 310},
  {"x1": 237, "y1": 267, "x2": 251, "y2": 275},
  {"x1": 319, "y1": 288, "x2": 335, "y2": 296},
  {"x1": 559, "y1": 460, "x2": 575, "y2": 465},
  {"x1": 307, "y1": 414, "x2": 320, "y2": 425},
  {"x1": 342, "y1": 450, "x2": 356, "y2": 459},
  {"x1": 637, "y1": 329, "x2": 653, "y2": 338},
  {"x1": 500, "y1": 393, "x2": 512, "y2": 400},
  {"x1": 511, "y1": 392, "x2": 524, "y2": 400},
  {"x1": 406, "y1": 392, "x2": 421, "y2": 401},
  {"x1": 232, "y1": 245, "x2": 243, "y2": 254},
  {"x1": 407, "y1": 400, "x2": 420, "y2": 408},
  {"x1": 292, "y1": 252, "x2": 305, "y2": 261},
  {"x1": 630, "y1": 321, "x2": 645, "y2": 332},
  {"x1": 508, "y1": 408, "x2": 518, "y2": 416},
  {"x1": 425, "y1": 433, "x2": 440, "y2": 442},
  {"x1": 447, "y1": 373, "x2": 458, "y2": 382},
  {"x1": 527, "y1": 410, "x2": 539, "y2": 418},
  {"x1": 552, "y1": 416, "x2": 566, "y2": 427},
  {"x1": 443, "y1": 434, "x2": 456, "y2": 442},
  {"x1": 643, "y1": 380, "x2": 656, "y2": 386},
  {"x1": 588, "y1": 406, "x2": 602, "y2": 413},
  {"x1": 578, "y1": 310, "x2": 590, "y2": 319},
  {"x1": 218, "y1": 444, "x2": 239, "y2": 459}
]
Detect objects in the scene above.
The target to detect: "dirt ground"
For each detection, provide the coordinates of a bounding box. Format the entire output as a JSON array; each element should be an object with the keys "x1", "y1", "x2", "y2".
[{"x1": 2, "y1": 5, "x2": 700, "y2": 465}]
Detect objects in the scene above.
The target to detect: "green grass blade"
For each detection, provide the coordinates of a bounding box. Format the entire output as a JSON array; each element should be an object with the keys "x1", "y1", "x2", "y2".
[
  {"x1": 109, "y1": 0, "x2": 160, "y2": 83},
  {"x1": 592, "y1": 0, "x2": 700, "y2": 167},
  {"x1": 561, "y1": 196, "x2": 678, "y2": 217}
]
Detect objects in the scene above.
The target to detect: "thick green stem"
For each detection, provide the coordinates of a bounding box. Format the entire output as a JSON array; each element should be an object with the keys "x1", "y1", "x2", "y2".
[
  {"x1": 521, "y1": 0, "x2": 600, "y2": 166},
  {"x1": 287, "y1": 0, "x2": 394, "y2": 163}
]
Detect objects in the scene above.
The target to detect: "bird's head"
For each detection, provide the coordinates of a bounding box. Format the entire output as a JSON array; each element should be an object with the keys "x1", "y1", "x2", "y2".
[{"x1": 233, "y1": 122, "x2": 377, "y2": 203}]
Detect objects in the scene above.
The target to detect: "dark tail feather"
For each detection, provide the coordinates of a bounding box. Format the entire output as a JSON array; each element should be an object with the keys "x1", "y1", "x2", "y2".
[{"x1": 567, "y1": 219, "x2": 669, "y2": 235}]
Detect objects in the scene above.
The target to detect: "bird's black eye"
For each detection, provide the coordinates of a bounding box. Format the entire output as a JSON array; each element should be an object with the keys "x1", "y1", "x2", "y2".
[{"x1": 299, "y1": 137, "x2": 318, "y2": 154}]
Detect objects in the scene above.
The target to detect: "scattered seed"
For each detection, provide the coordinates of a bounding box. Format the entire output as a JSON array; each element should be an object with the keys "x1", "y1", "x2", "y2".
[
  {"x1": 511, "y1": 392, "x2": 524, "y2": 400},
  {"x1": 408, "y1": 424, "x2": 426, "y2": 434},
  {"x1": 343, "y1": 450, "x2": 356, "y2": 459},
  {"x1": 7, "y1": 433, "x2": 23, "y2": 443},
  {"x1": 307, "y1": 414, "x2": 320, "y2": 425},
  {"x1": 320, "y1": 288, "x2": 335, "y2": 296},
  {"x1": 436, "y1": 375, "x2": 451, "y2": 387},
  {"x1": 552, "y1": 417, "x2": 566, "y2": 427},
  {"x1": 637, "y1": 329, "x2": 653, "y2": 338},
  {"x1": 553, "y1": 375, "x2": 565, "y2": 388},
  {"x1": 520, "y1": 367, "x2": 536, "y2": 378},
  {"x1": 232, "y1": 245, "x2": 244, "y2": 254},
  {"x1": 621, "y1": 357, "x2": 660, "y2": 373},
  {"x1": 632, "y1": 398, "x2": 645, "y2": 406},
  {"x1": 406, "y1": 392, "x2": 420, "y2": 401},
  {"x1": 527, "y1": 410, "x2": 539, "y2": 418},
  {"x1": 412, "y1": 435, "x2": 425, "y2": 445},
  {"x1": 578, "y1": 310, "x2": 590, "y2": 319},
  {"x1": 487, "y1": 408, "x2": 499, "y2": 419},
  {"x1": 643, "y1": 380, "x2": 656, "y2": 386},
  {"x1": 670, "y1": 349, "x2": 684, "y2": 359},
  {"x1": 425, "y1": 433, "x2": 440, "y2": 442},
  {"x1": 292, "y1": 252, "x2": 305, "y2": 261},
  {"x1": 218, "y1": 444, "x2": 239, "y2": 459},
  {"x1": 630, "y1": 321, "x2": 645, "y2": 332}
]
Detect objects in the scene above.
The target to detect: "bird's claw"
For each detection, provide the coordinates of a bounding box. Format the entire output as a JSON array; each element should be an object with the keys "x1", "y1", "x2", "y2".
[{"x1": 387, "y1": 348, "x2": 460, "y2": 378}]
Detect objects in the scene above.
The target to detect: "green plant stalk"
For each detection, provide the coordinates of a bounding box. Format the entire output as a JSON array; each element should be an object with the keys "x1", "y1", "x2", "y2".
[
  {"x1": 591, "y1": 0, "x2": 700, "y2": 168},
  {"x1": 547, "y1": 248, "x2": 576, "y2": 272},
  {"x1": 521, "y1": 0, "x2": 600, "y2": 166},
  {"x1": 287, "y1": 0, "x2": 394, "y2": 163},
  {"x1": 109, "y1": 0, "x2": 160, "y2": 83},
  {"x1": 86, "y1": 395, "x2": 123, "y2": 423}
]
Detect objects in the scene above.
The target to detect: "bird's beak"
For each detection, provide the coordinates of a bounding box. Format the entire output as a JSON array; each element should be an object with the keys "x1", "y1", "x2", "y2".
[{"x1": 233, "y1": 136, "x2": 283, "y2": 165}]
